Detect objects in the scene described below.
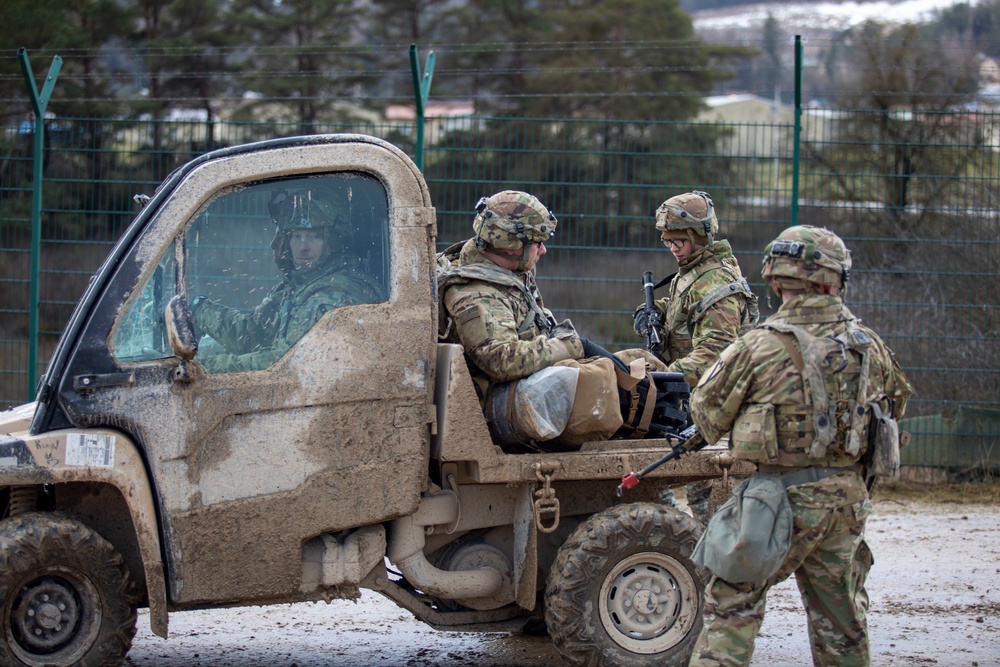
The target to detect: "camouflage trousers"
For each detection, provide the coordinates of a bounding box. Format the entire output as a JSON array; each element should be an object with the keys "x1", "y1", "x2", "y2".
[{"x1": 689, "y1": 495, "x2": 874, "y2": 667}]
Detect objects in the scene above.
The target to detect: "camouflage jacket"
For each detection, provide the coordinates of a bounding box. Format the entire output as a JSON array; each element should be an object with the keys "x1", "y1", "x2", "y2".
[
  {"x1": 647, "y1": 240, "x2": 757, "y2": 387},
  {"x1": 691, "y1": 294, "x2": 913, "y2": 475},
  {"x1": 195, "y1": 256, "x2": 381, "y2": 373},
  {"x1": 440, "y1": 239, "x2": 584, "y2": 398}
]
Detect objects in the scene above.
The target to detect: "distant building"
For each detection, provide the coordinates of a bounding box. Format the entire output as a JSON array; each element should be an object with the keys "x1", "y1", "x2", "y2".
[
  {"x1": 384, "y1": 102, "x2": 477, "y2": 143},
  {"x1": 384, "y1": 102, "x2": 475, "y2": 121},
  {"x1": 697, "y1": 94, "x2": 794, "y2": 156}
]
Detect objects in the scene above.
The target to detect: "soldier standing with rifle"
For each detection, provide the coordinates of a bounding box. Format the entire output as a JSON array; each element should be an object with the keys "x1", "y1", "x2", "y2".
[
  {"x1": 685, "y1": 225, "x2": 913, "y2": 667},
  {"x1": 627, "y1": 191, "x2": 758, "y2": 522}
]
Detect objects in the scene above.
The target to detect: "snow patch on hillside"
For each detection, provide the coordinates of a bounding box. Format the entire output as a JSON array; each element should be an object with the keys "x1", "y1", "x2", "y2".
[{"x1": 693, "y1": 0, "x2": 979, "y2": 32}]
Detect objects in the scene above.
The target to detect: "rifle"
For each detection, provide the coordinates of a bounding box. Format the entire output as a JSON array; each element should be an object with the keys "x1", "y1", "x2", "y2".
[
  {"x1": 642, "y1": 270, "x2": 663, "y2": 356},
  {"x1": 616, "y1": 423, "x2": 707, "y2": 496}
]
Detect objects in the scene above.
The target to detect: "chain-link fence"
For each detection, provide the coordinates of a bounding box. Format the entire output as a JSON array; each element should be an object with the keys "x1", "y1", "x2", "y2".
[{"x1": 1, "y1": 110, "x2": 998, "y2": 473}]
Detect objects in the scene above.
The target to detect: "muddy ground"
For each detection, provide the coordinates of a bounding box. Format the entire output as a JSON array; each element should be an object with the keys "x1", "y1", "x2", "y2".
[{"x1": 124, "y1": 497, "x2": 1000, "y2": 667}]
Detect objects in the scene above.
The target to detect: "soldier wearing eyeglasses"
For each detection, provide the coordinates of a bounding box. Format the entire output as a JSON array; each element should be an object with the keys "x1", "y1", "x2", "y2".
[{"x1": 626, "y1": 191, "x2": 759, "y2": 522}]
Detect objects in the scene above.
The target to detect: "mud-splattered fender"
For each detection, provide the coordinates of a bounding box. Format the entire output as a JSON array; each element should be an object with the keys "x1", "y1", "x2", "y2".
[{"x1": 0, "y1": 428, "x2": 169, "y2": 639}]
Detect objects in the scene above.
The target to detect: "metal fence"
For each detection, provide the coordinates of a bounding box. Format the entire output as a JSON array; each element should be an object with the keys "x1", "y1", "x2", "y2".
[{"x1": 1, "y1": 110, "x2": 998, "y2": 473}]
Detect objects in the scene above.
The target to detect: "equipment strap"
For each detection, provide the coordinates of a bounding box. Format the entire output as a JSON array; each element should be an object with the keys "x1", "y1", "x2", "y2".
[
  {"x1": 688, "y1": 277, "x2": 757, "y2": 330},
  {"x1": 756, "y1": 464, "x2": 862, "y2": 488},
  {"x1": 761, "y1": 321, "x2": 872, "y2": 459},
  {"x1": 672, "y1": 258, "x2": 723, "y2": 297},
  {"x1": 438, "y1": 259, "x2": 554, "y2": 338}
]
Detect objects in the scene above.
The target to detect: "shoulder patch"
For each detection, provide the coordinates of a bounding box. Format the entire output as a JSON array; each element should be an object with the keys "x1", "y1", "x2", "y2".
[
  {"x1": 697, "y1": 357, "x2": 725, "y2": 388},
  {"x1": 455, "y1": 306, "x2": 481, "y2": 325}
]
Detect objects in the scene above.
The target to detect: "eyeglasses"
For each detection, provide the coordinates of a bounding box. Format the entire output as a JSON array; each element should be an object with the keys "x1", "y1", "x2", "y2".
[{"x1": 661, "y1": 237, "x2": 687, "y2": 250}]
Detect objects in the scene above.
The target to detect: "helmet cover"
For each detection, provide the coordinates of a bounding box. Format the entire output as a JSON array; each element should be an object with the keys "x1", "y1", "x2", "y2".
[
  {"x1": 761, "y1": 225, "x2": 852, "y2": 289},
  {"x1": 269, "y1": 186, "x2": 349, "y2": 234},
  {"x1": 473, "y1": 190, "x2": 557, "y2": 252},
  {"x1": 268, "y1": 183, "x2": 351, "y2": 274},
  {"x1": 655, "y1": 191, "x2": 719, "y2": 243}
]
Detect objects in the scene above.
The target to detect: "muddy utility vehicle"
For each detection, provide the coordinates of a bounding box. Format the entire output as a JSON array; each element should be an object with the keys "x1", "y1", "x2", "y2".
[{"x1": 0, "y1": 134, "x2": 750, "y2": 667}]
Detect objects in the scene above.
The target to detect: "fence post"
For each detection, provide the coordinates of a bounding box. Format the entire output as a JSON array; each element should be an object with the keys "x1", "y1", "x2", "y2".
[
  {"x1": 409, "y1": 44, "x2": 435, "y2": 171},
  {"x1": 17, "y1": 48, "x2": 61, "y2": 402},
  {"x1": 791, "y1": 35, "x2": 802, "y2": 225}
]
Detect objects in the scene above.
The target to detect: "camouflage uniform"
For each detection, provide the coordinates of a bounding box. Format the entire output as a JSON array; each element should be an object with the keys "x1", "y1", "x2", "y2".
[
  {"x1": 687, "y1": 226, "x2": 913, "y2": 667},
  {"x1": 651, "y1": 239, "x2": 755, "y2": 387},
  {"x1": 441, "y1": 238, "x2": 583, "y2": 399},
  {"x1": 194, "y1": 182, "x2": 381, "y2": 373},
  {"x1": 195, "y1": 257, "x2": 380, "y2": 373},
  {"x1": 443, "y1": 191, "x2": 688, "y2": 450},
  {"x1": 444, "y1": 239, "x2": 583, "y2": 396},
  {"x1": 629, "y1": 192, "x2": 757, "y2": 522}
]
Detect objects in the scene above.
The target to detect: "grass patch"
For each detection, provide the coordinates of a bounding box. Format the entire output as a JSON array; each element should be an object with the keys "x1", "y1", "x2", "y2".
[{"x1": 875, "y1": 479, "x2": 1000, "y2": 505}]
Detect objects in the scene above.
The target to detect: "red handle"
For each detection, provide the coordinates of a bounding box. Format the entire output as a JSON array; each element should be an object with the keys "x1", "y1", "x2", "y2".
[{"x1": 619, "y1": 472, "x2": 640, "y2": 490}]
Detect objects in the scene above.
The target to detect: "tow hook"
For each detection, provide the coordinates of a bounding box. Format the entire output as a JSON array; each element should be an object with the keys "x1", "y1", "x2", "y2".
[{"x1": 531, "y1": 462, "x2": 560, "y2": 534}]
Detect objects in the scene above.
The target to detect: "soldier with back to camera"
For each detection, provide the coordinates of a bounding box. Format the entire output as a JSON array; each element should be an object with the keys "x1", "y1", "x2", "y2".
[{"x1": 686, "y1": 225, "x2": 913, "y2": 667}]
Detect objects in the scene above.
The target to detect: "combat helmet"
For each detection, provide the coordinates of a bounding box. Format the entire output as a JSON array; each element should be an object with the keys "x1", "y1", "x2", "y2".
[
  {"x1": 473, "y1": 191, "x2": 557, "y2": 270},
  {"x1": 268, "y1": 183, "x2": 351, "y2": 274},
  {"x1": 762, "y1": 225, "x2": 851, "y2": 291},
  {"x1": 655, "y1": 191, "x2": 719, "y2": 249}
]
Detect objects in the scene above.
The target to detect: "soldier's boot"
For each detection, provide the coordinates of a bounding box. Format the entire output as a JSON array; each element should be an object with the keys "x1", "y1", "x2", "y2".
[
  {"x1": 686, "y1": 480, "x2": 713, "y2": 525},
  {"x1": 657, "y1": 485, "x2": 683, "y2": 511},
  {"x1": 648, "y1": 371, "x2": 692, "y2": 436}
]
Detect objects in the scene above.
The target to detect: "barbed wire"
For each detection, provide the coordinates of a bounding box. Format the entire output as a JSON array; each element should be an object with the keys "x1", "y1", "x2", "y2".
[
  {"x1": 0, "y1": 56, "x2": 985, "y2": 82},
  {"x1": 1, "y1": 36, "x2": 995, "y2": 107},
  {"x1": 0, "y1": 64, "x2": 982, "y2": 88},
  {"x1": 3, "y1": 34, "x2": 992, "y2": 59}
]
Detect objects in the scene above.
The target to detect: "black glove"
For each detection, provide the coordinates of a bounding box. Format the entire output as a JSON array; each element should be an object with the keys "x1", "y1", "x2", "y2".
[{"x1": 633, "y1": 305, "x2": 650, "y2": 337}]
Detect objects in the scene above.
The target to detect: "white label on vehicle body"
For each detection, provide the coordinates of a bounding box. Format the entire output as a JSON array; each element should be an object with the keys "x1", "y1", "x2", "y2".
[{"x1": 65, "y1": 433, "x2": 116, "y2": 468}]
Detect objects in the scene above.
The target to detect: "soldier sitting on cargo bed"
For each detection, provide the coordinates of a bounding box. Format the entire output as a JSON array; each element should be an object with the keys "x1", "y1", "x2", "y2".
[
  {"x1": 438, "y1": 190, "x2": 685, "y2": 453},
  {"x1": 191, "y1": 183, "x2": 381, "y2": 373}
]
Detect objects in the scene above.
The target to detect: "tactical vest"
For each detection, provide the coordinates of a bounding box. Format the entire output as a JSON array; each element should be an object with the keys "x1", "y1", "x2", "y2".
[
  {"x1": 730, "y1": 320, "x2": 875, "y2": 467},
  {"x1": 663, "y1": 259, "x2": 759, "y2": 362},
  {"x1": 436, "y1": 242, "x2": 555, "y2": 343}
]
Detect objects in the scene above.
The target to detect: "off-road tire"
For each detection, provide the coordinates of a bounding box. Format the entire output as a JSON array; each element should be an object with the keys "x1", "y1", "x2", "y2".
[
  {"x1": 0, "y1": 512, "x2": 140, "y2": 667},
  {"x1": 545, "y1": 502, "x2": 705, "y2": 667}
]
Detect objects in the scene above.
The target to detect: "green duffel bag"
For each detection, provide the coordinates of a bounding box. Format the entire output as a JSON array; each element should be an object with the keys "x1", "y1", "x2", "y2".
[{"x1": 691, "y1": 473, "x2": 793, "y2": 583}]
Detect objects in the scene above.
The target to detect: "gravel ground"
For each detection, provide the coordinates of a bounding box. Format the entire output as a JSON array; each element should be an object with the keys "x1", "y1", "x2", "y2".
[{"x1": 124, "y1": 498, "x2": 1000, "y2": 667}]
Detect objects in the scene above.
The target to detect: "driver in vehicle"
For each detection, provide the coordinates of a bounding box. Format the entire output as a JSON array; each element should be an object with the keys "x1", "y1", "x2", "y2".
[{"x1": 190, "y1": 183, "x2": 381, "y2": 373}]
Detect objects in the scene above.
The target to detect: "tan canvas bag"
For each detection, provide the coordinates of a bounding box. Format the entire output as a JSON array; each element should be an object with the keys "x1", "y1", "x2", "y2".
[{"x1": 551, "y1": 357, "x2": 624, "y2": 446}]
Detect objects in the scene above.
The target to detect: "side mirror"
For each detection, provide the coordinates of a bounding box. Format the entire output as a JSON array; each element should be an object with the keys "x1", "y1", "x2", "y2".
[{"x1": 165, "y1": 294, "x2": 198, "y2": 361}]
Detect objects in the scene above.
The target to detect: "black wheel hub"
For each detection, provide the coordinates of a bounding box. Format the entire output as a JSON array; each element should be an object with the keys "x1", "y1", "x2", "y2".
[{"x1": 11, "y1": 576, "x2": 83, "y2": 655}]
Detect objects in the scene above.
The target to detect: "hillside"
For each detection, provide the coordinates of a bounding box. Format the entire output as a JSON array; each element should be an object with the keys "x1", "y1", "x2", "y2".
[
  {"x1": 690, "y1": 0, "x2": 986, "y2": 100},
  {"x1": 691, "y1": 0, "x2": 976, "y2": 32}
]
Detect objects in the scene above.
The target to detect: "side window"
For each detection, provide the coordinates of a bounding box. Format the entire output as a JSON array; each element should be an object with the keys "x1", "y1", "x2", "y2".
[
  {"x1": 112, "y1": 172, "x2": 390, "y2": 372},
  {"x1": 111, "y1": 243, "x2": 179, "y2": 362}
]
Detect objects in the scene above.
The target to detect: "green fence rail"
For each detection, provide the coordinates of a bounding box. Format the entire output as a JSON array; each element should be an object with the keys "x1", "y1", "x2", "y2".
[{"x1": 1, "y1": 111, "x2": 997, "y2": 473}]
